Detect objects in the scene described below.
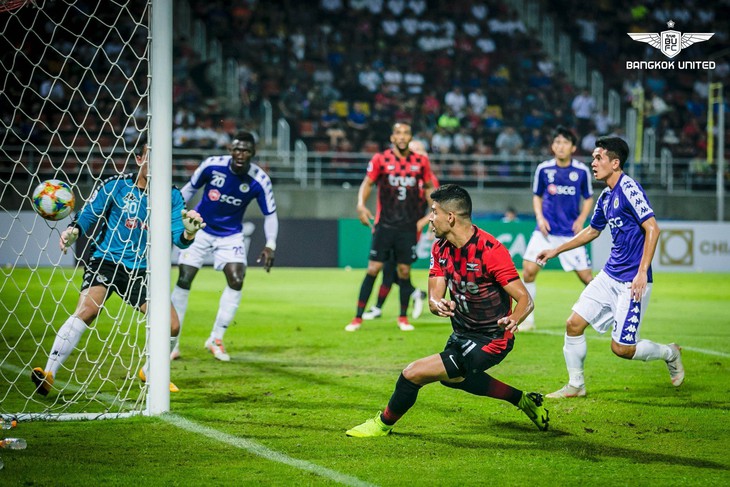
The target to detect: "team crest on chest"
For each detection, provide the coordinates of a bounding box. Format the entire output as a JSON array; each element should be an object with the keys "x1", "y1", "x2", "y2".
[
  {"x1": 239, "y1": 183, "x2": 250, "y2": 193},
  {"x1": 614, "y1": 197, "x2": 620, "y2": 209},
  {"x1": 569, "y1": 171, "x2": 579, "y2": 181}
]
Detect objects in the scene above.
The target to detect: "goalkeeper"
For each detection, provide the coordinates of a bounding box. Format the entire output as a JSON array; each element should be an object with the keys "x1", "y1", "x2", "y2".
[{"x1": 31, "y1": 136, "x2": 205, "y2": 396}]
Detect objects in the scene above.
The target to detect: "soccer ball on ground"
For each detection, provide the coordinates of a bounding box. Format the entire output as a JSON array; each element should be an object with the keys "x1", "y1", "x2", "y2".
[{"x1": 31, "y1": 179, "x2": 75, "y2": 221}]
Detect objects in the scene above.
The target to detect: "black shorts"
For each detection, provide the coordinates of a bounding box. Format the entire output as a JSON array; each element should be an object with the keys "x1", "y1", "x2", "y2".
[
  {"x1": 369, "y1": 225, "x2": 417, "y2": 264},
  {"x1": 439, "y1": 332, "x2": 514, "y2": 379},
  {"x1": 81, "y1": 257, "x2": 147, "y2": 309}
]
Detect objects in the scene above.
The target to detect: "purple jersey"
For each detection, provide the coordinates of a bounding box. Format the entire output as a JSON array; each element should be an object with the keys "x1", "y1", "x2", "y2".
[
  {"x1": 590, "y1": 173, "x2": 655, "y2": 283},
  {"x1": 532, "y1": 159, "x2": 593, "y2": 237},
  {"x1": 182, "y1": 156, "x2": 276, "y2": 237}
]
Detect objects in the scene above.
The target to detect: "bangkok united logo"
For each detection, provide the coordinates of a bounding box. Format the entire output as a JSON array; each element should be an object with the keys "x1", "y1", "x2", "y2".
[{"x1": 628, "y1": 20, "x2": 713, "y2": 59}]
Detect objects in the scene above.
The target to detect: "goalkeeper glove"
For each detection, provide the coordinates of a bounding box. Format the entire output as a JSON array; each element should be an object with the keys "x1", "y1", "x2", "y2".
[
  {"x1": 60, "y1": 226, "x2": 79, "y2": 254},
  {"x1": 181, "y1": 209, "x2": 205, "y2": 236}
]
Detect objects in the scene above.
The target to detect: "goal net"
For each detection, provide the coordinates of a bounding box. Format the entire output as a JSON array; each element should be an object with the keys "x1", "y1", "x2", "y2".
[{"x1": 0, "y1": 0, "x2": 158, "y2": 420}]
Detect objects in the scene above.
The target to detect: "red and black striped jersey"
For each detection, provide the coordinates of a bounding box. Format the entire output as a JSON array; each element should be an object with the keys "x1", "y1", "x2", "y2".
[
  {"x1": 366, "y1": 149, "x2": 434, "y2": 231},
  {"x1": 429, "y1": 226, "x2": 520, "y2": 335}
]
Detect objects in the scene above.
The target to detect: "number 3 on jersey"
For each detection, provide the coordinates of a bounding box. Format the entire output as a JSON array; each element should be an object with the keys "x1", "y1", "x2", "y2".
[{"x1": 397, "y1": 186, "x2": 407, "y2": 201}]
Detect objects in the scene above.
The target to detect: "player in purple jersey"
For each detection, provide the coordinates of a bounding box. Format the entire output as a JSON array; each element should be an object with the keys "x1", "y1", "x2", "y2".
[
  {"x1": 170, "y1": 132, "x2": 278, "y2": 362},
  {"x1": 346, "y1": 185, "x2": 548, "y2": 437},
  {"x1": 521, "y1": 126, "x2": 594, "y2": 331},
  {"x1": 536, "y1": 137, "x2": 684, "y2": 398}
]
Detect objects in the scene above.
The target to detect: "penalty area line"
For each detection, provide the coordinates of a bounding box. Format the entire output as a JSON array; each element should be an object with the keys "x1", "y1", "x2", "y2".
[
  {"x1": 531, "y1": 329, "x2": 730, "y2": 358},
  {"x1": 162, "y1": 413, "x2": 377, "y2": 487}
]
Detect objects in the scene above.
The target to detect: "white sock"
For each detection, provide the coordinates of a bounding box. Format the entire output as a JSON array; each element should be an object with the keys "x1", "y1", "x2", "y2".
[
  {"x1": 171, "y1": 286, "x2": 190, "y2": 329},
  {"x1": 632, "y1": 339, "x2": 672, "y2": 362},
  {"x1": 524, "y1": 281, "x2": 536, "y2": 324},
  {"x1": 211, "y1": 286, "x2": 241, "y2": 340},
  {"x1": 45, "y1": 316, "x2": 88, "y2": 375},
  {"x1": 564, "y1": 333, "x2": 587, "y2": 388}
]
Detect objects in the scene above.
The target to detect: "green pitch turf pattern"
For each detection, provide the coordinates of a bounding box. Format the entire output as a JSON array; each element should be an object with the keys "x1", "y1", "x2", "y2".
[{"x1": 1, "y1": 268, "x2": 729, "y2": 486}]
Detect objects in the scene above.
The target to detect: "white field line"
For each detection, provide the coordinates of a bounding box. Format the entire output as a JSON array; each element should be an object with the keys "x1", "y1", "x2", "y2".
[
  {"x1": 162, "y1": 414, "x2": 377, "y2": 487},
  {"x1": 531, "y1": 329, "x2": 730, "y2": 358},
  {"x1": 1, "y1": 363, "x2": 377, "y2": 486}
]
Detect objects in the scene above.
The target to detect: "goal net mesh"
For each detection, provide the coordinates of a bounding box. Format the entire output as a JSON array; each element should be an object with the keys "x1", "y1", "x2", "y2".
[{"x1": 0, "y1": 0, "x2": 152, "y2": 420}]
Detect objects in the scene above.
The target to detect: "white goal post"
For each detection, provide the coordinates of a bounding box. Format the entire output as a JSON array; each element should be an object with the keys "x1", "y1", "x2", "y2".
[{"x1": 0, "y1": 0, "x2": 173, "y2": 420}]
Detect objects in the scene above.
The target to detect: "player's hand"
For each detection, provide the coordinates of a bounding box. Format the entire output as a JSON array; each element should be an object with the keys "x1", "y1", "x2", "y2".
[
  {"x1": 59, "y1": 227, "x2": 79, "y2": 254},
  {"x1": 430, "y1": 298, "x2": 456, "y2": 317},
  {"x1": 416, "y1": 215, "x2": 430, "y2": 234},
  {"x1": 630, "y1": 271, "x2": 648, "y2": 302},
  {"x1": 356, "y1": 204, "x2": 374, "y2": 228},
  {"x1": 257, "y1": 246, "x2": 275, "y2": 272},
  {"x1": 498, "y1": 315, "x2": 519, "y2": 333},
  {"x1": 181, "y1": 209, "x2": 205, "y2": 238},
  {"x1": 572, "y1": 220, "x2": 584, "y2": 235},
  {"x1": 535, "y1": 249, "x2": 556, "y2": 267},
  {"x1": 537, "y1": 217, "x2": 551, "y2": 237}
]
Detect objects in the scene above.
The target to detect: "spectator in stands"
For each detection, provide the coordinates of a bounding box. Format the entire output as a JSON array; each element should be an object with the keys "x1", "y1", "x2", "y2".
[
  {"x1": 431, "y1": 126, "x2": 453, "y2": 154},
  {"x1": 571, "y1": 89, "x2": 596, "y2": 137},
  {"x1": 347, "y1": 102, "x2": 370, "y2": 151},
  {"x1": 437, "y1": 107, "x2": 461, "y2": 134},
  {"x1": 444, "y1": 86, "x2": 467, "y2": 117},
  {"x1": 495, "y1": 126, "x2": 524, "y2": 157},
  {"x1": 467, "y1": 88, "x2": 488, "y2": 116},
  {"x1": 453, "y1": 126, "x2": 475, "y2": 154}
]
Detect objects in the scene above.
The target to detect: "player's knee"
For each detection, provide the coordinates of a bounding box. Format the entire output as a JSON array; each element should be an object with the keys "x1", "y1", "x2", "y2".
[
  {"x1": 611, "y1": 341, "x2": 634, "y2": 359},
  {"x1": 565, "y1": 315, "x2": 586, "y2": 335},
  {"x1": 176, "y1": 270, "x2": 197, "y2": 290},
  {"x1": 227, "y1": 276, "x2": 245, "y2": 291}
]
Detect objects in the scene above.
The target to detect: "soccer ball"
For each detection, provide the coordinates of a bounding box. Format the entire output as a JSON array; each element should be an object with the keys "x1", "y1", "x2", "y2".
[{"x1": 31, "y1": 179, "x2": 75, "y2": 221}]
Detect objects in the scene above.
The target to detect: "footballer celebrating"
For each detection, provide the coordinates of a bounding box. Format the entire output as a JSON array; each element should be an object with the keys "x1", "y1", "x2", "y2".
[
  {"x1": 171, "y1": 131, "x2": 278, "y2": 361},
  {"x1": 347, "y1": 184, "x2": 548, "y2": 437}
]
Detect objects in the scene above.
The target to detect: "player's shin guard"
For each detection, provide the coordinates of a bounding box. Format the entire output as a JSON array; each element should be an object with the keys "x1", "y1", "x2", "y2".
[
  {"x1": 564, "y1": 334, "x2": 587, "y2": 387},
  {"x1": 356, "y1": 274, "x2": 377, "y2": 317},
  {"x1": 46, "y1": 316, "x2": 88, "y2": 375},
  {"x1": 381, "y1": 373, "x2": 422, "y2": 425},
  {"x1": 441, "y1": 372, "x2": 522, "y2": 405},
  {"x1": 632, "y1": 340, "x2": 673, "y2": 361},
  {"x1": 375, "y1": 285, "x2": 392, "y2": 309},
  {"x1": 398, "y1": 278, "x2": 414, "y2": 317},
  {"x1": 171, "y1": 286, "x2": 190, "y2": 328},
  {"x1": 211, "y1": 286, "x2": 241, "y2": 340}
]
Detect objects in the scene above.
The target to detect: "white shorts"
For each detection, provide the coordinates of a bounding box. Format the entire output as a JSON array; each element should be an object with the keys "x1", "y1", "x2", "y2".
[
  {"x1": 523, "y1": 231, "x2": 591, "y2": 271},
  {"x1": 571, "y1": 270, "x2": 652, "y2": 345},
  {"x1": 177, "y1": 230, "x2": 247, "y2": 271}
]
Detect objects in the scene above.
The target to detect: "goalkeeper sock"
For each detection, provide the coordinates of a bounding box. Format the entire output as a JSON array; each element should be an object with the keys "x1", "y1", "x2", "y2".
[
  {"x1": 564, "y1": 333, "x2": 587, "y2": 388},
  {"x1": 632, "y1": 340, "x2": 672, "y2": 361},
  {"x1": 171, "y1": 286, "x2": 190, "y2": 328},
  {"x1": 211, "y1": 286, "x2": 241, "y2": 340},
  {"x1": 46, "y1": 316, "x2": 87, "y2": 375}
]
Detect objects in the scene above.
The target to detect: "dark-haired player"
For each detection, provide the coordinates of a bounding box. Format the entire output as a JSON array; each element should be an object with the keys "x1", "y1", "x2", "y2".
[
  {"x1": 346, "y1": 184, "x2": 548, "y2": 436},
  {"x1": 31, "y1": 138, "x2": 205, "y2": 396},
  {"x1": 345, "y1": 123, "x2": 435, "y2": 332},
  {"x1": 171, "y1": 132, "x2": 278, "y2": 361},
  {"x1": 537, "y1": 137, "x2": 684, "y2": 398},
  {"x1": 521, "y1": 126, "x2": 594, "y2": 331}
]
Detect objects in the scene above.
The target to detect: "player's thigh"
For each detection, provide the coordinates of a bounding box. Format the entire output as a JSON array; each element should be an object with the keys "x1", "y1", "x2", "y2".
[
  {"x1": 523, "y1": 231, "x2": 550, "y2": 263},
  {"x1": 112, "y1": 265, "x2": 147, "y2": 310},
  {"x1": 571, "y1": 271, "x2": 615, "y2": 334},
  {"x1": 611, "y1": 282, "x2": 652, "y2": 346},
  {"x1": 393, "y1": 230, "x2": 417, "y2": 265},
  {"x1": 212, "y1": 232, "x2": 247, "y2": 270},
  {"x1": 403, "y1": 353, "x2": 450, "y2": 385},
  {"x1": 178, "y1": 231, "x2": 215, "y2": 269},
  {"x1": 439, "y1": 333, "x2": 513, "y2": 379},
  {"x1": 74, "y1": 285, "x2": 109, "y2": 321}
]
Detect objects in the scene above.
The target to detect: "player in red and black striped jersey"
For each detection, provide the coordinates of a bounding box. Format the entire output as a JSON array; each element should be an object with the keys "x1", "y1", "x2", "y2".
[
  {"x1": 345, "y1": 123, "x2": 435, "y2": 332},
  {"x1": 346, "y1": 185, "x2": 549, "y2": 437}
]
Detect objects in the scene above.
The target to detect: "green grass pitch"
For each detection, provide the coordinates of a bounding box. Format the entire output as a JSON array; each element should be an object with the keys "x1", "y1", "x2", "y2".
[{"x1": 1, "y1": 268, "x2": 729, "y2": 486}]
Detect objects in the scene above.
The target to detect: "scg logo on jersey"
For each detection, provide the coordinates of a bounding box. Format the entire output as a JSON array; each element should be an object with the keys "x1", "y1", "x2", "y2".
[
  {"x1": 207, "y1": 189, "x2": 243, "y2": 206},
  {"x1": 547, "y1": 184, "x2": 576, "y2": 195}
]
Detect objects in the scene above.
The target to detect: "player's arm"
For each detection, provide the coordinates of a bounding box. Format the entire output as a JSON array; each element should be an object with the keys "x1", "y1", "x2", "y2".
[
  {"x1": 573, "y1": 196, "x2": 594, "y2": 235},
  {"x1": 356, "y1": 176, "x2": 375, "y2": 227},
  {"x1": 59, "y1": 181, "x2": 112, "y2": 253},
  {"x1": 536, "y1": 225, "x2": 600, "y2": 266},
  {"x1": 257, "y1": 212, "x2": 278, "y2": 272},
  {"x1": 428, "y1": 275, "x2": 455, "y2": 317},
  {"x1": 631, "y1": 216, "x2": 660, "y2": 302},
  {"x1": 533, "y1": 195, "x2": 549, "y2": 236},
  {"x1": 497, "y1": 279, "x2": 534, "y2": 332}
]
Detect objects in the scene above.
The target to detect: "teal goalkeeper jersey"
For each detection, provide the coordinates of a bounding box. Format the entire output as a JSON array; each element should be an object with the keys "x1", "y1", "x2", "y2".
[{"x1": 73, "y1": 173, "x2": 191, "y2": 269}]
